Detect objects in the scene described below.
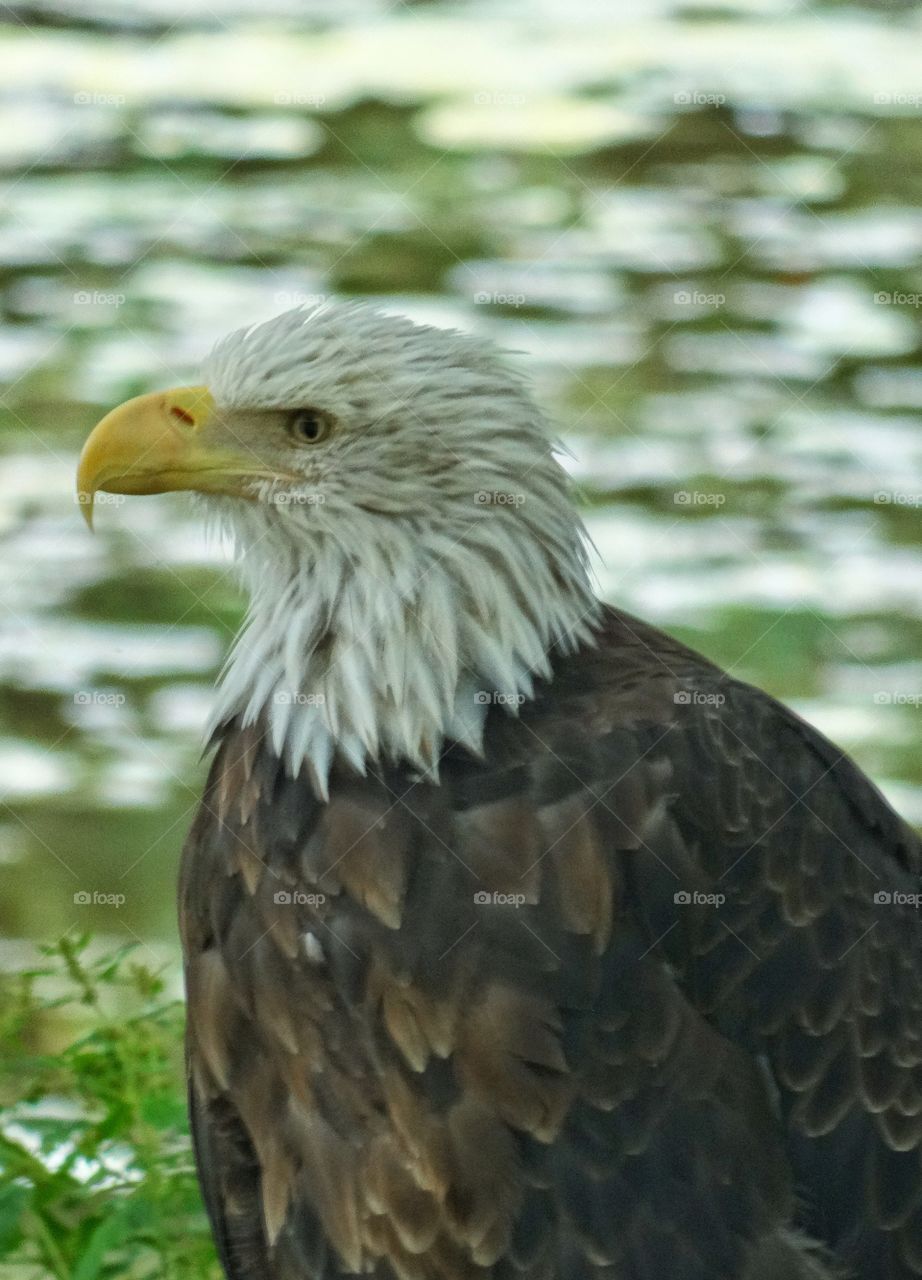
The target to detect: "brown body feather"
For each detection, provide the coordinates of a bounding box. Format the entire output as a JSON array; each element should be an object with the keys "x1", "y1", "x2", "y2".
[{"x1": 181, "y1": 605, "x2": 922, "y2": 1280}]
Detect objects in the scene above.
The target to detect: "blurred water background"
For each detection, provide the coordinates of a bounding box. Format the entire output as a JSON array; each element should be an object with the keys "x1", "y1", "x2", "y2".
[{"x1": 1, "y1": 0, "x2": 921, "y2": 969}]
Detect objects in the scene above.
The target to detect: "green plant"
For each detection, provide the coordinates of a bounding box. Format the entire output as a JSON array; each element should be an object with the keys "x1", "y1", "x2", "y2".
[{"x1": 0, "y1": 934, "x2": 219, "y2": 1279}]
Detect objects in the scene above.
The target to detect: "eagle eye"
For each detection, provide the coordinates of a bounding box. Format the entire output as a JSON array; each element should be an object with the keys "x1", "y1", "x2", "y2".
[{"x1": 287, "y1": 409, "x2": 332, "y2": 444}]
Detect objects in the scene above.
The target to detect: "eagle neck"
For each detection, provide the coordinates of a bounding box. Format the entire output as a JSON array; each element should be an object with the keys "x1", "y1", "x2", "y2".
[{"x1": 209, "y1": 508, "x2": 601, "y2": 796}]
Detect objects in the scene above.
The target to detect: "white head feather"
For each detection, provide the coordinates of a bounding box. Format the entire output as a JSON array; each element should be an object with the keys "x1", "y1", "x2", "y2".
[{"x1": 201, "y1": 301, "x2": 601, "y2": 794}]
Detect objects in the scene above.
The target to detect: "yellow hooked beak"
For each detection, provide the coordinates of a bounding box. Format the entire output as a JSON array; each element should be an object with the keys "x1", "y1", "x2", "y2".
[{"x1": 77, "y1": 385, "x2": 277, "y2": 529}]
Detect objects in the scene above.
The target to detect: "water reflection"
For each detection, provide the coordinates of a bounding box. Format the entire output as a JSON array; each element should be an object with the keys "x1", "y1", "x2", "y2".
[{"x1": 0, "y1": 0, "x2": 920, "y2": 950}]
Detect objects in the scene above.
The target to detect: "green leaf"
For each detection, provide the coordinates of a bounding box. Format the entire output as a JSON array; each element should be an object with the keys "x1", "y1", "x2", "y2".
[
  {"x1": 140, "y1": 1091, "x2": 187, "y2": 1132},
  {"x1": 0, "y1": 1182, "x2": 30, "y2": 1252},
  {"x1": 71, "y1": 1197, "x2": 153, "y2": 1280}
]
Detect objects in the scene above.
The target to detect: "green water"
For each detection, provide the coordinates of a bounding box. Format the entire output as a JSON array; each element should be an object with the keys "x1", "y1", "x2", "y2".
[{"x1": 1, "y1": 0, "x2": 921, "y2": 962}]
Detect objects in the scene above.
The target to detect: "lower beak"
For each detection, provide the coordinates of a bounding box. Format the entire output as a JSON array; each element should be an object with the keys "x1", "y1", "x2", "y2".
[{"x1": 77, "y1": 385, "x2": 264, "y2": 528}]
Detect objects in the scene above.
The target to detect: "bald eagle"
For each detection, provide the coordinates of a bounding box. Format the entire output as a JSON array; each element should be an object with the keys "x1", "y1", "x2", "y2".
[{"x1": 78, "y1": 302, "x2": 922, "y2": 1280}]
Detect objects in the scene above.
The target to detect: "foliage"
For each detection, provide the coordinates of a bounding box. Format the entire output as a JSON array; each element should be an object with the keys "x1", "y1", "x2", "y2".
[{"x1": 0, "y1": 935, "x2": 220, "y2": 1279}]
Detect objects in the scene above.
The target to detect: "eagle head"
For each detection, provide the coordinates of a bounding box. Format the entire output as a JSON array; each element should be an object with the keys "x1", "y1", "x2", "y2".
[{"x1": 78, "y1": 301, "x2": 600, "y2": 789}]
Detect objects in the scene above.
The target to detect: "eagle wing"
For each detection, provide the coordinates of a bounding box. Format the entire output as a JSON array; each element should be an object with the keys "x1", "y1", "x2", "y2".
[{"x1": 180, "y1": 605, "x2": 922, "y2": 1280}]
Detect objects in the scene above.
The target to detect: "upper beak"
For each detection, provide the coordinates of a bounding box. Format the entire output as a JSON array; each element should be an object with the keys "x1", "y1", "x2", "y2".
[{"x1": 77, "y1": 385, "x2": 267, "y2": 529}]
